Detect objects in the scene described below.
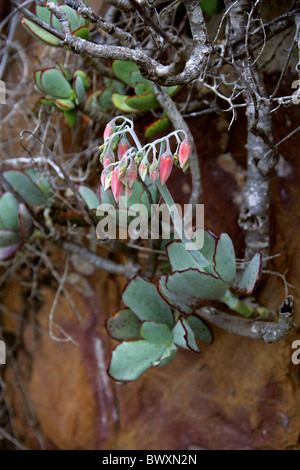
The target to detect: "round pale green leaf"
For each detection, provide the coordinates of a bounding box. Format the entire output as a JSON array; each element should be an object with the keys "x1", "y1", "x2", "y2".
[
  {"x1": 140, "y1": 321, "x2": 172, "y2": 345},
  {"x1": 235, "y1": 252, "x2": 262, "y2": 295},
  {"x1": 106, "y1": 309, "x2": 142, "y2": 341},
  {"x1": 78, "y1": 184, "x2": 100, "y2": 210},
  {"x1": 186, "y1": 315, "x2": 213, "y2": 344},
  {"x1": 41, "y1": 68, "x2": 72, "y2": 99},
  {"x1": 213, "y1": 233, "x2": 236, "y2": 284},
  {"x1": 108, "y1": 340, "x2": 167, "y2": 381},
  {"x1": 112, "y1": 60, "x2": 139, "y2": 86},
  {"x1": 166, "y1": 240, "x2": 208, "y2": 272},
  {"x1": 122, "y1": 275, "x2": 174, "y2": 328},
  {"x1": 51, "y1": 5, "x2": 80, "y2": 32},
  {"x1": 2, "y1": 170, "x2": 47, "y2": 206},
  {"x1": 0, "y1": 193, "x2": 19, "y2": 231}
]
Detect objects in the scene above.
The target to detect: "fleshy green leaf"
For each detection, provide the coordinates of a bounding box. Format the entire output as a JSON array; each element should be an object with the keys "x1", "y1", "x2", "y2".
[
  {"x1": 51, "y1": 5, "x2": 80, "y2": 32},
  {"x1": 64, "y1": 109, "x2": 77, "y2": 128},
  {"x1": 112, "y1": 60, "x2": 139, "y2": 86},
  {"x1": 73, "y1": 75, "x2": 86, "y2": 104},
  {"x1": 72, "y1": 26, "x2": 90, "y2": 39},
  {"x1": 2, "y1": 170, "x2": 47, "y2": 206},
  {"x1": 108, "y1": 340, "x2": 167, "y2": 381},
  {"x1": 125, "y1": 93, "x2": 159, "y2": 111},
  {"x1": 186, "y1": 315, "x2": 213, "y2": 344},
  {"x1": 172, "y1": 317, "x2": 200, "y2": 352},
  {"x1": 40, "y1": 68, "x2": 72, "y2": 99},
  {"x1": 78, "y1": 184, "x2": 100, "y2": 210},
  {"x1": 55, "y1": 98, "x2": 75, "y2": 110},
  {"x1": 24, "y1": 169, "x2": 52, "y2": 202},
  {"x1": 112, "y1": 93, "x2": 139, "y2": 113},
  {"x1": 0, "y1": 229, "x2": 20, "y2": 247},
  {"x1": 106, "y1": 308, "x2": 142, "y2": 341},
  {"x1": 134, "y1": 82, "x2": 153, "y2": 96},
  {"x1": 213, "y1": 233, "x2": 236, "y2": 284},
  {"x1": 158, "y1": 268, "x2": 229, "y2": 314},
  {"x1": 35, "y1": 5, "x2": 52, "y2": 23},
  {"x1": 166, "y1": 240, "x2": 208, "y2": 272},
  {"x1": 21, "y1": 18, "x2": 61, "y2": 47},
  {"x1": 235, "y1": 252, "x2": 262, "y2": 295},
  {"x1": 122, "y1": 275, "x2": 174, "y2": 328},
  {"x1": 140, "y1": 321, "x2": 172, "y2": 345},
  {"x1": 144, "y1": 116, "x2": 171, "y2": 138},
  {"x1": 0, "y1": 193, "x2": 19, "y2": 231},
  {"x1": 73, "y1": 69, "x2": 90, "y2": 91}
]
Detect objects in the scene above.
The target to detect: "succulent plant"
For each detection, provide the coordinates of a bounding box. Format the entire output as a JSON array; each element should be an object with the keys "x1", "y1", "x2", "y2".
[
  {"x1": 21, "y1": 0, "x2": 90, "y2": 47},
  {"x1": 158, "y1": 228, "x2": 262, "y2": 317},
  {"x1": 106, "y1": 227, "x2": 263, "y2": 381},
  {"x1": 34, "y1": 64, "x2": 90, "y2": 127},
  {"x1": 106, "y1": 275, "x2": 213, "y2": 381},
  {"x1": 0, "y1": 192, "x2": 33, "y2": 260},
  {"x1": 1, "y1": 168, "x2": 53, "y2": 207},
  {"x1": 111, "y1": 61, "x2": 180, "y2": 138}
]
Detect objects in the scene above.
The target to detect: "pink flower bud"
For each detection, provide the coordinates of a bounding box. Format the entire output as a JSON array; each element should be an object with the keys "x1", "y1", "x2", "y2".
[
  {"x1": 102, "y1": 151, "x2": 115, "y2": 169},
  {"x1": 139, "y1": 159, "x2": 149, "y2": 182},
  {"x1": 159, "y1": 151, "x2": 173, "y2": 185},
  {"x1": 178, "y1": 139, "x2": 191, "y2": 169},
  {"x1": 111, "y1": 168, "x2": 124, "y2": 203},
  {"x1": 149, "y1": 159, "x2": 159, "y2": 182},
  {"x1": 103, "y1": 121, "x2": 115, "y2": 141},
  {"x1": 126, "y1": 161, "x2": 137, "y2": 188},
  {"x1": 118, "y1": 137, "x2": 130, "y2": 160}
]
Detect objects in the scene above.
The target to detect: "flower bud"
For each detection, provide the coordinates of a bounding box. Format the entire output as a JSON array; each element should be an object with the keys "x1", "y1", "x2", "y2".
[
  {"x1": 159, "y1": 151, "x2": 173, "y2": 185},
  {"x1": 103, "y1": 121, "x2": 115, "y2": 141},
  {"x1": 126, "y1": 161, "x2": 137, "y2": 189},
  {"x1": 139, "y1": 158, "x2": 149, "y2": 182},
  {"x1": 102, "y1": 151, "x2": 115, "y2": 169},
  {"x1": 118, "y1": 136, "x2": 130, "y2": 160},
  {"x1": 111, "y1": 168, "x2": 124, "y2": 203},
  {"x1": 149, "y1": 158, "x2": 159, "y2": 182},
  {"x1": 178, "y1": 139, "x2": 191, "y2": 169},
  {"x1": 101, "y1": 168, "x2": 111, "y2": 188},
  {"x1": 104, "y1": 171, "x2": 113, "y2": 191}
]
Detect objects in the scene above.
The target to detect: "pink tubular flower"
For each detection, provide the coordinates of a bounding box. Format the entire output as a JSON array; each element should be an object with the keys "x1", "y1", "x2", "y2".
[
  {"x1": 118, "y1": 136, "x2": 130, "y2": 160},
  {"x1": 103, "y1": 121, "x2": 115, "y2": 141},
  {"x1": 111, "y1": 168, "x2": 124, "y2": 203},
  {"x1": 159, "y1": 151, "x2": 173, "y2": 185},
  {"x1": 178, "y1": 139, "x2": 191, "y2": 169}
]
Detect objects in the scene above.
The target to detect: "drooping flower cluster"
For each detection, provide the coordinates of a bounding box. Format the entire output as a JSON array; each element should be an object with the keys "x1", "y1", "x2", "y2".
[{"x1": 99, "y1": 117, "x2": 191, "y2": 203}]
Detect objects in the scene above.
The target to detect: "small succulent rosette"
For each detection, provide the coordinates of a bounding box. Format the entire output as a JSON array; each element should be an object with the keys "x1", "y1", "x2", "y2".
[{"x1": 34, "y1": 64, "x2": 90, "y2": 127}]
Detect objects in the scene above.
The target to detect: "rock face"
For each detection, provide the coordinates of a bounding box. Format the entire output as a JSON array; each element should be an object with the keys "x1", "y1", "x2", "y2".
[{"x1": 1, "y1": 0, "x2": 300, "y2": 452}]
